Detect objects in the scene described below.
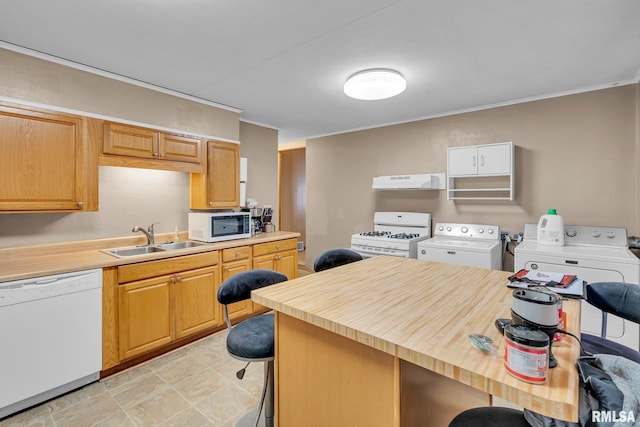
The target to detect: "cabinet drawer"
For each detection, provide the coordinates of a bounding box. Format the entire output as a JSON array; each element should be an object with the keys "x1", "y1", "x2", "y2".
[
  {"x1": 253, "y1": 238, "x2": 298, "y2": 257},
  {"x1": 222, "y1": 246, "x2": 251, "y2": 262},
  {"x1": 118, "y1": 251, "x2": 219, "y2": 283}
]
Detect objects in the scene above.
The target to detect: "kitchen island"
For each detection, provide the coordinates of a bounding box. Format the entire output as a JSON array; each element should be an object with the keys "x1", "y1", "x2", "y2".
[{"x1": 252, "y1": 256, "x2": 581, "y2": 427}]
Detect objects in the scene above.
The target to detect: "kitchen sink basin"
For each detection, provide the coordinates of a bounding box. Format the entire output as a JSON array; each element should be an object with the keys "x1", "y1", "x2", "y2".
[
  {"x1": 158, "y1": 240, "x2": 209, "y2": 250},
  {"x1": 102, "y1": 240, "x2": 210, "y2": 258},
  {"x1": 103, "y1": 246, "x2": 168, "y2": 258}
]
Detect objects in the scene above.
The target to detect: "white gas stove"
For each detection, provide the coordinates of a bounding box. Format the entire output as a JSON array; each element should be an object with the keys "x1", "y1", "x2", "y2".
[{"x1": 350, "y1": 212, "x2": 431, "y2": 259}]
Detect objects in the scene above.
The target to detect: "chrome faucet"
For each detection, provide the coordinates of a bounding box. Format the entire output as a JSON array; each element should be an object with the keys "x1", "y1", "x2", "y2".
[{"x1": 132, "y1": 222, "x2": 159, "y2": 245}]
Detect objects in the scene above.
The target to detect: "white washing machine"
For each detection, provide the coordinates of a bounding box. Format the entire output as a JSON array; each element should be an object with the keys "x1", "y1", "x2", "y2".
[
  {"x1": 514, "y1": 223, "x2": 640, "y2": 351},
  {"x1": 417, "y1": 223, "x2": 503, "y2": 270}
]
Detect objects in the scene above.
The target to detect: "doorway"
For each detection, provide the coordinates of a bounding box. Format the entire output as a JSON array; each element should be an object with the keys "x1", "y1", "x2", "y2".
[{"x1": 278, "y1": 143, "x2": 306, "y2": 262}]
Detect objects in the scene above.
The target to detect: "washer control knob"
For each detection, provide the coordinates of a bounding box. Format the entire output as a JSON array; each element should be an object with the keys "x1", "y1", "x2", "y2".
[
  {"x1": 478, "y1": 228, "x2": 485, "y2": 234},
  {"x1": 446, "y1": 227, "x2": 452, "y2": 232},
  {"x1": 438, "y1": 226, "x2": 444, "y2": 231},
  {"x1": 461, "y1": 226, "x2": 468, "y2": 233},
  {"x1": 592, "y1": 230, "x2": 601, "y2": 238},
  {"x1": 606, "y1": 232, "x2": 616, "y2": 238},
  {"x1": 566, "y1": 229, "x2": 577, "y2": 237},
  {"x1": 488, "y1": 229, "x2": 494, "y2": 234}
]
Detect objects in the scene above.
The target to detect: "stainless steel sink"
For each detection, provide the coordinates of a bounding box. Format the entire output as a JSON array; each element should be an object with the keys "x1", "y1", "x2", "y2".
[
  {"x1": 102, "y1": 240, "x2": 210, "y2": 258},
  {"x1": 158, "y1": 240, "x2": 209, "y2": 250},
  {"x1": 102, "y1": 246, "x2": 168, "y2": 258}
]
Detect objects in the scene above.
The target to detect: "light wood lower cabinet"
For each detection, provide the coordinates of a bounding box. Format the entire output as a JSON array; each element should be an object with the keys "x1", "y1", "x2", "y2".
[
  {"x1": 116, "y1": 252, "x2": 221, "y2": 361},
  {"x1": 175, "y1": 266, "x2": 220, "y2": 338},
  {"x1": 253, "y1": 238, "x2": 299, "y2": 280},
  {"x1": 222, "y1": 246, "x2": 254, "y2": 321},
  {"x1": 119, "y1": 275, "x2": 174, "y2": 360},
  {"x1": 102, "y1": 237, "x2": 299, "y2": 372}
]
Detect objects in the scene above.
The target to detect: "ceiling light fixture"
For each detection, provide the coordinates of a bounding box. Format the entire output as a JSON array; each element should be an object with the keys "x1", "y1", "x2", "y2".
[{"x1": 343, "y1": 69, "x2": 406, "y2": 100}]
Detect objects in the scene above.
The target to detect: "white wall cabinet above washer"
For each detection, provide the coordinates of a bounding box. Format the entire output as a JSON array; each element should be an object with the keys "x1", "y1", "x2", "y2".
[
  {"x1": 448, "y1": 142, "x2": 513, "y2": 176},
  {"x1": 447, "y1": 141, "x2": 514, "y2": 201}
]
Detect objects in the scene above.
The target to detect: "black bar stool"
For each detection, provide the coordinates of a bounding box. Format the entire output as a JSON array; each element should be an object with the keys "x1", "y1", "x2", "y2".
[
  {"x1": 313, "y1": 248, "x2": 363, "y2": 272},
  {"x1": 217, "y1": 269, "x2": 288, "y2": 427},
  {"x1": 581, "y1": 282, "x2": 640, "y2": 363},
  {"x1": 448, "y1": 407, "x2": 530, "y2": 427}
]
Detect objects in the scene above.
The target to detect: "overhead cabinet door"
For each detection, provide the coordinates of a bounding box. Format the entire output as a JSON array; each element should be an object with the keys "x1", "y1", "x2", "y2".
[
  {"x1": 447, "y1": 146, "x2": 478, "y2": 176},
  {"x1": 477, "y1": 143, "x2": 511, "y2": 175},
  {"x1": 103, "y1": 122, "x2": 158, "y2": 159},
  {"x1": 0, "y1": 105, "x2": 88, "y2": 211},
  {"x1": 448, "y1": 143, "x2": 512, "y2": 177}
]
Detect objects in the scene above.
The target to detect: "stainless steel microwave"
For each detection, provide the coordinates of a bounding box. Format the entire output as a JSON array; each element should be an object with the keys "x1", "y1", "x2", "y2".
[{"x1": 188, "y1": 212, "x2": 251, "y2": 242}]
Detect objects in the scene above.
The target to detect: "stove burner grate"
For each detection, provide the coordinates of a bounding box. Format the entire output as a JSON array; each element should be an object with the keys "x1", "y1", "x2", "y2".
[
  {"x1": 359, "y1": 231, "x2": 391, "y2": 237},
  {"x1": 387, "y1": 233, "x2": 420, "y2": 240}
]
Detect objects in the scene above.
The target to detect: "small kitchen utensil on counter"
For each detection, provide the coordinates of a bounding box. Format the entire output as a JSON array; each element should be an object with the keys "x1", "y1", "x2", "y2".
[
  {"x1": 468, "y1": 333, "x2": 498, "y2": 357},
  {"x1": 261, "y1": 205, "x2": 273, "y2": 230}
]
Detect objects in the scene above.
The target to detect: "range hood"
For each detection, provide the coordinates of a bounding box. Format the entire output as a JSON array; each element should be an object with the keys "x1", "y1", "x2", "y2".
[{"x1": 372, "y1": 173, "x2": 446, "y2": 190}]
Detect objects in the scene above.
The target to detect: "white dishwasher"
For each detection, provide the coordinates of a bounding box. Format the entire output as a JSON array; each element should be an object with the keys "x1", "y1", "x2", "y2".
[{"x1": 0, "y1": 268, "x2": 102, "y2": 419}]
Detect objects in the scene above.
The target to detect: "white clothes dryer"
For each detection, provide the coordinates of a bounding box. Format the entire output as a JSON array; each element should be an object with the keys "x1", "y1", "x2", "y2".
[{"x1": 514, "y1": 224, "x2": 640, "y2": 351}]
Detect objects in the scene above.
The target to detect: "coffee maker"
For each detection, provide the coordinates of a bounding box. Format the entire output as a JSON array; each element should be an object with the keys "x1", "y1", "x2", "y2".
[
  {"x1": 250, "y1": 208, "x2": 263, "y2": 235},
  {"x1": 496, "y1": 287, "x2": 561, "y2": 368}
]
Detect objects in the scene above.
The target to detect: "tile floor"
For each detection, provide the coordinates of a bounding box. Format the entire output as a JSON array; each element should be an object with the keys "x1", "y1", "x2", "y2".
[{"x1": 0, "y1": 330, "x2": 264, "y2": 427}]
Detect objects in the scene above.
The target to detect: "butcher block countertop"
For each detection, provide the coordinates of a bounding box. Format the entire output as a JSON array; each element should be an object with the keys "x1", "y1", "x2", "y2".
[
  {"x1": 0, "y1": 231, "x2": 299, "y2": 283},
  {"x1": 253, "y1": 256, "x2": 582, "y2": 422}
]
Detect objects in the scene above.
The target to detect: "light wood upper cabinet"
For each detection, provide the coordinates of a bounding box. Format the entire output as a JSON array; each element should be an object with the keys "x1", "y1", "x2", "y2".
[
  {"x1": 190, "y1": 140, "x2": 240, "y2": 209},
  {"x1": 101, "y1": 122, "x2": 204, "y2": 173},
  {"x1": 160, "y1": 133, "x2": 202, "y2": 164},
  {"x1": 0, "y1": 102, "x2": 98, "y2": 212},
  {"x1": 103, "y1": 122, "x2": 158, "y2": 160}
]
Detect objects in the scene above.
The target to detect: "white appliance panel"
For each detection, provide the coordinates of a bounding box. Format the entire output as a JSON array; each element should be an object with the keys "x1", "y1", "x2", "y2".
[
  {"x1": 0, "y1": 269, "x2": 102, "y2": 418},
  {"x1": 419, "y1": 245, "x2": 495, "y2": 269}
]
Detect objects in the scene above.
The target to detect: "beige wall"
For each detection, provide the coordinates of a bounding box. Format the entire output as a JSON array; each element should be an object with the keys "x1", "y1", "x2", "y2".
[
  {"x1": 0, "y1": 48, "x2": 240, "y2": 140},
  {"x1": 306, "y1": 84, "x2": 639, "y2": 270},
  {"x1": 0, "y1": 48, "x2": 278, "y2": 248},
  {"x1": 239, "y1": 122, "x2": 280, "y2": 226}
]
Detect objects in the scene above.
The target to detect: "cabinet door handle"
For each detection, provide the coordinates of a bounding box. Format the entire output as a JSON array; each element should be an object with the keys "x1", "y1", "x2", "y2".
[
  {"x1": 170, "y1": 277, "x2": 176, "y2": 284},
  {"x1": 480, "y1": 155, "x2": 485, "y2": 167},
  {"x1": 153, "y1": 152, "x2": 159, "y2": 157},
  {"x1": 236, "y1": 251, "x2": 240, "y2": 257},
  {"x1": 224, "y1": 266, "x2": 229, "y2": 272},
  {"x1": 276, "y1": 245, "x2": 280, "y2": 250},
  {"x1": 76, "y1": 201, "x2": 84, "y2": 207},
  {"x1": 175, "y1": 276, "x2": 182, "y2": 282},
  {"x1": 274, "y1": 255, "x2": 280, "y2": 261}
]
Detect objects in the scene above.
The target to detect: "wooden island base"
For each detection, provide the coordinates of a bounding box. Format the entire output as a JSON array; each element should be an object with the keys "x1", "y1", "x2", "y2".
[{"x1": 275, "y1": 313, "x2": 490, "y2": 427}]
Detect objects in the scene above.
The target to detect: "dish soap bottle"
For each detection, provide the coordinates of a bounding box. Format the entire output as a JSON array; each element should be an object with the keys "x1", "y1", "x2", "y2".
[{"x1": 537, "y1": 209, "x2": 564, "y2": 246}]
